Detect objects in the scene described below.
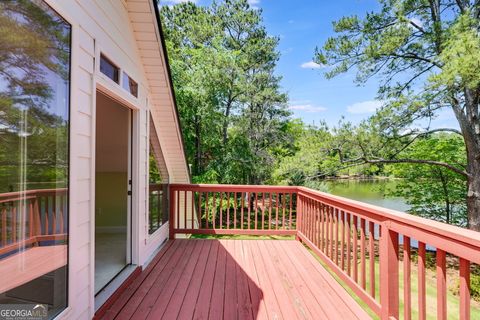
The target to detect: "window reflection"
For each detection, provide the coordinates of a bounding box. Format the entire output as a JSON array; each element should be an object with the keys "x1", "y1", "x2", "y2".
[
  {"x1": 122, "y1": 72, "x2": 138, "y2": 98},
  {"x1": 149, "y1": 116, "x2": 169, "y2": 234},
  {"x1": 100, "y1": 54, "x2": 119, "y2": 83},
  {"x1": 0, "y1": 1, "x2": 70, "y2": 318},
  {"x1": 149, "y1": 146, "x2": 168, "y2": 234}
]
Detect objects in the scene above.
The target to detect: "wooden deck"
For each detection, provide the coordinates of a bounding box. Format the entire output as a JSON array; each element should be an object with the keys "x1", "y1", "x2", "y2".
[
  {"x1": 0, "y1": 245, "x2": 67, "y2": 293},
  {"x1": 100, "y1": 239, "x2": 370, "y2": 320}
]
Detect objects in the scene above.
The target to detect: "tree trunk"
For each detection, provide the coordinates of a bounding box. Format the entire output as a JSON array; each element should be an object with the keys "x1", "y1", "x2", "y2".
[
  {"x1": 437, "y1": 169, "x2": 450, "y2": 224},
  {"x1": 466, "y1": 152, "x2": 480, "y2": 231},
  {"x1": 194, "y1": 114, "x2": 201, "y2": 176},
  {"x1": 223, "y1": 99, "x2": 233, "y2": 147},
  {"x1": 452, "y1": 96, "x2": 480, "y2": 231}
]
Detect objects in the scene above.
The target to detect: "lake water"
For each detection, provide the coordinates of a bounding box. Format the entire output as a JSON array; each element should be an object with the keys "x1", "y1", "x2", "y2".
[
  {"x1": 323, "y1": 179, "x2": 435, "y2": 249},
  {"x1": 323, "y1": 179, "x2": 410, "y2": 213}
]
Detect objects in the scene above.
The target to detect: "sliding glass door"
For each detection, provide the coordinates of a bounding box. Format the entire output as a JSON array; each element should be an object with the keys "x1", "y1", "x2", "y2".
[
  {"x1": 0, "y1": 1, "x2": 70, "y2": 318},
  {"x1": 94, "y1": 92, "x2": 132, "y2": 294}
]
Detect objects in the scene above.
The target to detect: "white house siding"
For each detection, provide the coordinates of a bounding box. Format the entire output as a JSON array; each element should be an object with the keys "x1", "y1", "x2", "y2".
[{"x1": 42, "y1": 0, "x2": 189, "y2": 319}]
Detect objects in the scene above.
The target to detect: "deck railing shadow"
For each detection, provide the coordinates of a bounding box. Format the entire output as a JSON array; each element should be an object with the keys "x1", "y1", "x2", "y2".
[
  {"x1": 195, "y1": 239, "x2": 265, "y2": 319},
  {"x1": 100, "y1": 239, "x2": 265, "y2": 319}
]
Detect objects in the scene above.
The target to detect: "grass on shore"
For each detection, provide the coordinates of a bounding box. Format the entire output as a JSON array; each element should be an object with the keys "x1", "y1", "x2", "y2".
[
  {"x1": 308, "y1": 249, "x2": 480, "y2": 320},
  {"x1": 190, "y1": 234, "x2": 295, "y2": 240}
]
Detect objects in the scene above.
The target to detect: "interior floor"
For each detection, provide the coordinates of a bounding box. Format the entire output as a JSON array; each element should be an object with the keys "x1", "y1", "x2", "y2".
[{"x1": 95, "y1": 232, "x2": 128, "y2": 294}]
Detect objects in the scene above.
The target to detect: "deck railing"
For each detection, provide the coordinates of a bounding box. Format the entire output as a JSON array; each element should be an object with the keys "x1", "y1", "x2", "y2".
[
  {"x1": 169, "y1": 184, "x2": 480, "y2": 320},
  {"x1": 149, "y1": 184, "x2": 169, "y2": 234},
  {"x1": 169, "y1": 184, "x2": 298, "y2": 237},
  {"x1": 0, "y1": 188, "x2": 68, "y2": 257}
]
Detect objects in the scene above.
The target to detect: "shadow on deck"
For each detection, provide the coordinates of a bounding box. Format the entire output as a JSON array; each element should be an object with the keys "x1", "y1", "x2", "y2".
[{"x1": 98, "y1": 239, "x2": 369, "y2": 320}]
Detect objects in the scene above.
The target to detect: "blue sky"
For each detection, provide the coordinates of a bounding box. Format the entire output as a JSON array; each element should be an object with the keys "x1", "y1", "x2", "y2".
[{"x1": 162, "y1": 0, "x2": 458, "y2": 129}]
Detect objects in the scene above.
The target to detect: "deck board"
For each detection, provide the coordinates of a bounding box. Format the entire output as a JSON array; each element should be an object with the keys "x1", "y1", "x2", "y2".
[
  {"x1": 208, "y1": 240, "x2": 226, "y2": 319},
  {"x1": 240, "y1": 240, "x2": 268, "y2": 320},
  {"x1": 176, "y1": 240, "x2": 213, "y2": 320},
  {"x1": 192, "y1": 240, "x2": 219, "y2": 320},
  {"x1": 99, "y1": 239, "x2": 371, "y2": 320}
]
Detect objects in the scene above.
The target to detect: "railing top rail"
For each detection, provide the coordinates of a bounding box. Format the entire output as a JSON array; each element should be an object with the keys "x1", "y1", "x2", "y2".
[
  {"x1": 169, "y1": 184, "x2": 480, "y2": 249},
  {"x1": 149, "y1": 183, "x2": 167, "y2": 190},
  {"x1": 0, "y1": 188, "x2": 68, "y2": 201},
  {"x1": 169, "y1": 183, "x2": 298, "y2": 193},
  {"x1": 297, "y1": 186, "x2": 480, "y2": 250}
]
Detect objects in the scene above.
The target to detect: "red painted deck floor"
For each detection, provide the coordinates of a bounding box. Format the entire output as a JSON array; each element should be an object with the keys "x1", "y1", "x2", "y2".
[{"x1": 100, "y1": 239, "x2": 370, "y2": 320}]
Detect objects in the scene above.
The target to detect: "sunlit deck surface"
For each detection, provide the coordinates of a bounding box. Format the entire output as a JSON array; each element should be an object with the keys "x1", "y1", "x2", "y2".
[
  {"x1": 0, "y1": 245, "x2": 67, "y2": 293},
  {"x1": 100, "y1": 239, "x2": 370, "y2": 320}
]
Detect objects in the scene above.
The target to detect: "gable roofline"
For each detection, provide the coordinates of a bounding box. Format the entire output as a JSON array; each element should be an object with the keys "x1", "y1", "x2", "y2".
[{"x1": 150, "y1": 0, "x2": 191, "y2": 183}]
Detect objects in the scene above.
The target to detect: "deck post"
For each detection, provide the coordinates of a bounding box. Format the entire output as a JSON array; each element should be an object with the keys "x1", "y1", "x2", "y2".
[
  {"x1": 295, "y1": 192, "x2": 302, "y2": 241},
  {"x1": 169, "y1": 186, "x2": 176, "y2": 239},
  {"x1": 379, "y1": 223, "x2": 399, "y2": 320}
]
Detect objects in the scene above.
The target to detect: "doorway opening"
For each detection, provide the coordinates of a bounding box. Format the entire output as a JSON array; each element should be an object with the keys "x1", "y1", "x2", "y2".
[{"x1": 94, "y1": 91, "x2": 132, "y2": 295}]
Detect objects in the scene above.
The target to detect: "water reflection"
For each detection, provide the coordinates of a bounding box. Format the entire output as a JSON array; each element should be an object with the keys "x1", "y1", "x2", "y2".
[{"x1": 324, "y1": 179, "x2": 411, "y2": 212}]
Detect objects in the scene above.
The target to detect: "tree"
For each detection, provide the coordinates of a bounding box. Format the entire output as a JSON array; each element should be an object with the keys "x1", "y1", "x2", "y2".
[
  {"x1": 161, "y1": 0, "x2": 291, "y2": 184},
  {"x1": 315, "y1": 0, "x2": 480, "y2": 230},
  {"x1": 161, "y1": 3, "x2": 223, "y2": 178},
  {"x1": 387, "y1": 133, "x2": 467, "y2": 225},
  {"x1": 272, "y1": 122, "x2": 333, "y2": 185}
]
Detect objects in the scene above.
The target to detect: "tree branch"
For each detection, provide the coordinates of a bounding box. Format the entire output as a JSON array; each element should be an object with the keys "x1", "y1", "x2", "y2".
[
  {"x1": 391, "y1": 52, "x2": 443, "y2": 68},
  {"x1": 363, "y1": 158, "x2": 468, "y2": 177},
  {"x1": 398, "y1": 127, "x2": 463, "y2": 138},
  {"x1": 409, "y1": 20, "x2": 425, "y2": 34},
  {"x1": 454, "y1": 0, "x2": 467, "y2": 13}
]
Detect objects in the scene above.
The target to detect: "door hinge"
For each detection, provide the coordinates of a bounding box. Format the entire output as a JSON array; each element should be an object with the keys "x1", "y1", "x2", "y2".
[{"x1": 127, "y1": 190, "x2": 132, "y2": 196}]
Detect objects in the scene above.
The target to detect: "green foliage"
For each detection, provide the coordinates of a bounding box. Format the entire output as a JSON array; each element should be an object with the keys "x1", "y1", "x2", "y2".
[
  {"x1": 432, "y1": 13, "x2": 480, "y2": 90},
  {"x1": 314, "y1": 0, "x2": 480, "y2": 229},
  {"x1": 454, "y1": 270, "x2": 480, "y2": 302},
  {"x1": 149, "y1": 152, "x2": 162, "y2": 184},
  {"x1": 387, "y1": 134, "x2": 467, "y2": 225},
  {"x1": 273, "y1": 117, "x2": 468, "y2": 226},
  {"x1": 271, "y1": 120, "x2": 389, "y2": 187},
  {"x1": 471, "y1": 273, "x2": 480, "y2": 301},
  {"x1": 272, "y1": 123, "x2": 333, "y2": 185},
  {"x1": 161, "y1": 0, "x2": 292, "y2": 185}
]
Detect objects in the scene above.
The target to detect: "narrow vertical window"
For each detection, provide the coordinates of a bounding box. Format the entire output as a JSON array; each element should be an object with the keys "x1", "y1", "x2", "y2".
[
  {"x1": 0, "y1": 1, "x2": 71, "y2": 318},
  {"x1": 149, "y1": 115, "x2": 169, "y2": 234}
]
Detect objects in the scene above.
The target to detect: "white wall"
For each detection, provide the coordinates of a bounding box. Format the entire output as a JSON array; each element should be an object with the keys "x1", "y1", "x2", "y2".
[{"x1": 42, "y1": 0, "x2": 188, "y2": 319}]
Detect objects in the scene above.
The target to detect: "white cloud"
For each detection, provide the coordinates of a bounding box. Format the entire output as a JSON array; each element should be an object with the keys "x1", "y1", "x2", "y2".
[
  {"x1": 288, "y1": 19, "x2": 294, "y2": 24},
  {"x1": 289, "y1": 104, "x2": 327, "y2": 113},
  {"x1": 300, "y1": 61, "x2": 324, "y2": 69},
  {"x1": 346, "y1": 100, "x2": 383, "y2": 114},
  {"x1": 247, "y1": 0, "x2": 260, "y2": 9}
]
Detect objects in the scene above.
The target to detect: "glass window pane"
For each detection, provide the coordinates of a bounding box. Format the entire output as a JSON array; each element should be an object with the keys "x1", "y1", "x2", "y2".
[
  {"x1": 122, "y1": 72, "x2": 138, "y2": 98},
  {"x1": 0, "y1": 1, "x2": 70, "y2": 318},
  {"x1": 149, "y1": 115, "x2": 169, "y2": 234},
  {"x1": 149, "y1": 145, "x2": 168, "y2": 234},
  {"x1": 100, "y1": 54, "x2": 119, "y2": 83}
]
